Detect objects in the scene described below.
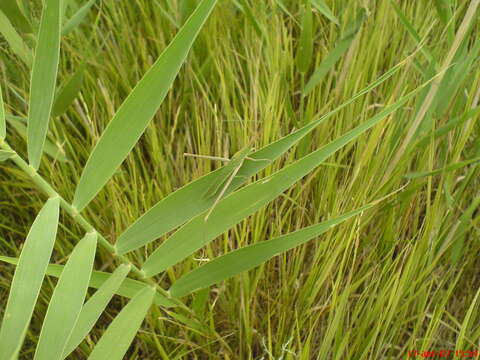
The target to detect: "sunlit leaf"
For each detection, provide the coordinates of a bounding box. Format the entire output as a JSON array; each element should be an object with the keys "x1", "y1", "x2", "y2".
[
  {"x1": 87, "y1": 287, "x2": 155, "y2": 360},
  {"x1": 34, "y1": 233, "x2": 97, "y2": 360},
  {"x1": 27, "y1": 0, "x2": 61, "y2": 169},
  {"x1": 0, "y1": 198, "x2": 60, "y2": 360}
]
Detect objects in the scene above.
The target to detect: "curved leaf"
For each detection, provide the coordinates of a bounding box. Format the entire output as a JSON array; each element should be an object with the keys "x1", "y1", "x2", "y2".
[
  {"x1": 115, "y1": 63, "x2": 403, "y2": 254},
  {"x1": 34, "y1": 233, "x2": 97, "y2": 360},
  {"x1": 27, "y1": 0, "x2": 61, "y2": 169},
  {"x1": 0, "y1": 198, "x2": 60, "y2": 360},
  {"x1": 87, "y1": 287, "x2": 155, "y2": 360},
  {"x1": 72, "y1": 0, "x2": 217, "y2": 211}
]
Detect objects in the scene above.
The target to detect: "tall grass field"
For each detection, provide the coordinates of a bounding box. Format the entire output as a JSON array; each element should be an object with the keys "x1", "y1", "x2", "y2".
[{"x1": 0, "y1": 0, "x2": 479, "y2": 359}]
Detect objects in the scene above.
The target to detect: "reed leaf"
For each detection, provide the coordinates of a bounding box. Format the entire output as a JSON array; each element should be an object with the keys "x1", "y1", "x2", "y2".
[
  {"x1": 0, "y1": 198, "x2": 60, "y2": 360},
  {"x1": 34, "y1": 233, "x2": 97, "y2": 360},
  {"x1": 87, "y1": 287, "x2": 155, "y2": 360},
  {"x1": 27, "y1": 0, "x2": 61, "y2": 170}
]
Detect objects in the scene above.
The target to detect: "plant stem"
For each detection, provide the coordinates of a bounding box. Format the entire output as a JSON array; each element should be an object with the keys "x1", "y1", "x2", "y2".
[{"x1": 0, "y1": 138, "x2": 174, "y2": 299}]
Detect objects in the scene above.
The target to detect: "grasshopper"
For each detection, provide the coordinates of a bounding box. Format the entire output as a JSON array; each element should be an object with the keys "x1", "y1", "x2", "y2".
[{"x1": 184, "y1": 143, "x2": 270, "y2": 221}]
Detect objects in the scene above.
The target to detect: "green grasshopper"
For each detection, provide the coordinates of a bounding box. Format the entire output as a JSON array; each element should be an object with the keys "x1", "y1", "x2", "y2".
[{"x1": 184, "y1": 143, "x2": 270, "y2": 221}]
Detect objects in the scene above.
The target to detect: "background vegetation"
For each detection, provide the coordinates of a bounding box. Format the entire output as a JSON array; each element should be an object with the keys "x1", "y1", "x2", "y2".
[{"x1": 0, "y1": 0, "x2": 479, "y2": 358}]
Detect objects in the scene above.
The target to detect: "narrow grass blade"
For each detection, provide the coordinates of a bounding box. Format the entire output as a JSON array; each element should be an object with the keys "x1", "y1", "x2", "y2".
[
  {"x1": 0, "y1": 10, "x2": 32, "y2": 66},
  {"x1": 414, "y1": 107, "x2": 480, "y2": 149},
  {"x1": 62, "y1": 0, "x2": 98, "y2": 35},
  {"x1": 303, "y1": 10, "x2": 365, "y2": 95},
  {"x1": 311, "y1": 0, "x2": 339, "y2": 25},
  {"x1": 296, "y1": 0, "x2": 314, "y2": 73},
  {"x1": 237, "y1": 0, "x2": 263, "y2": 37},
  {"x1": 34, "y1": 233, "x2": 97, "y2": 360},
  {"x1": 0, "y1": 198, "x2": 60, "y2": 360},
  {"x1": 142, "y1": 87, "x2": 421, "y2": 277},
  {"x1": 52, "y1": 63, "x2": 86, "y2": 117},
  {"x1": 27, "y1": 0, "x2": 61, "y2": 170},
  {"x1": 115, "y1": 62, "x2": 403, "y2": 254},
  {"x1": 0, "y1": 256, "x2": 176, "y2": 307},
  {"x1": 87, "y1": 287, "x2": 155, "y2": 360},
  {"x1": 62, "y1": 264, "x2": 131, "y2": 358},
  {"x1": 72, "y1": 0, "x2": 217, "y2": 211},
  {"x1": 0, "y1": 83, "x2": 5, "y2": 139},
  {"x1": 405, "y1": 157, "x2": 480, "y2": 179},
  {"x1": 389, "y1": 0, "x2": 436, "y2": 66},
  {"x1": 6, "y1": 115, "x2": 69, "y2": 162},
  {"x1": 0, "y1": 1, "x2": 32, "y2": 33},
  {"x1": 0, "y1": 150, "x2": 15, "y2": 161},
  {"x1": 170, "y1": 204, "x2": 371, "y2": 297}
]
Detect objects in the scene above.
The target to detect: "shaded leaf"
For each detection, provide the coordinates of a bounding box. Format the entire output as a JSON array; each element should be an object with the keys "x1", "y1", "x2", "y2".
[
  {"x1": 0, "y1": 10, "x2": 32, "y2": 66},
  {"x1": 296, "y1": 0, "x2": 314, "y2": 73},
  {"x1": 0, "y1": 1, "x2": 32, "y2": 33},
  {"x1": 303, "y1": 9, "x2": 366, "y2": 95},
  {"x1": 63, "y1": 0, "x2": 98, "y2": 35},
  {"x1": 27, "y1": 0, "x2": 61, "y2": 169},
  {"x1": 52, "y1": 63, "x2": 86, "y2": 117},
  {"x1": 72, "y1": 0, "x2": 217, "y2": 211},
  {"x1": 0, "y1": 198, "x2": 60, "y2": 360},
  {"x1": 34, "y1": 233, "x2": 97, "y2": 360}
]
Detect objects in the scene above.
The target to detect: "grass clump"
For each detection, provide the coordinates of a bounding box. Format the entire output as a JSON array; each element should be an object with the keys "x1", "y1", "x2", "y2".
[{"x1": 0, "y1": 0, "x2": 479, "y2": 358}]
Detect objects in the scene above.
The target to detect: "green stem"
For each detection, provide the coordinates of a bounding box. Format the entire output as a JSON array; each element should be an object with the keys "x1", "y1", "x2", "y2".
[{"x1": 0, "y1": 138, "x2": 176, "y2": 301}]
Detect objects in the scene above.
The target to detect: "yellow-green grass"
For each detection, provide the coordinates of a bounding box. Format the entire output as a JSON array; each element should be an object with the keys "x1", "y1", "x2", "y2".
[{"x1": 0, "y1": 0, "x2": 479, "y2": 358}]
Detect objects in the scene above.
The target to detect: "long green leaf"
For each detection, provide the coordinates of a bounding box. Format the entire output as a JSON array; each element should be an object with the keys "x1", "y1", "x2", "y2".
[
  {"x1": 170, "y1": 204, "x2": 371, "y2": 297},
  {"x1": 27, "y1": 0, "x2": 61, "y2": 170},
  {"x1": 303, "y1": 10, "x2": 366, "y2": 95},
  {"x1": 0, "y1": 256, "x2": 176, "y2": 307},
  {"x1": 0, "y1": 198, "x2": 60, "y2": 360},
  {"x1": 142, "y1": 87, "x2": 421, "y2": 277},
  {"x1": 52, "y1": 63, "x2": 86, "y2": 117},
  {"x1": 0, "y1": 83, "x2": 5, "y2": 139},
  {"x1": 63, "y1": 264, "x2": 131, "y2": 358},
  {"x1": 296, "y1": 0, "x2": 314, "y2": 73},
  {"x1": 87, "y1": 287, "x2": 155, "y2": 360},
  {"x1": 0, "y1": 10, "x2": 32, "y2": 66},
  {"x1": 311, "y1": 0, "x2": 339, "y2": 25},
  {"x1": 62, "y1": 0, "x2": 98, "y2": 35},
  {"x1": 72, "y1": 0, "x2": 217, "y2": 211},
  {"x1": 34, "y1": 232, "x2": 97, "y2": 360},
  {"x1": 115, "y1": 62, "x2": 403, "y2": 255}
]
